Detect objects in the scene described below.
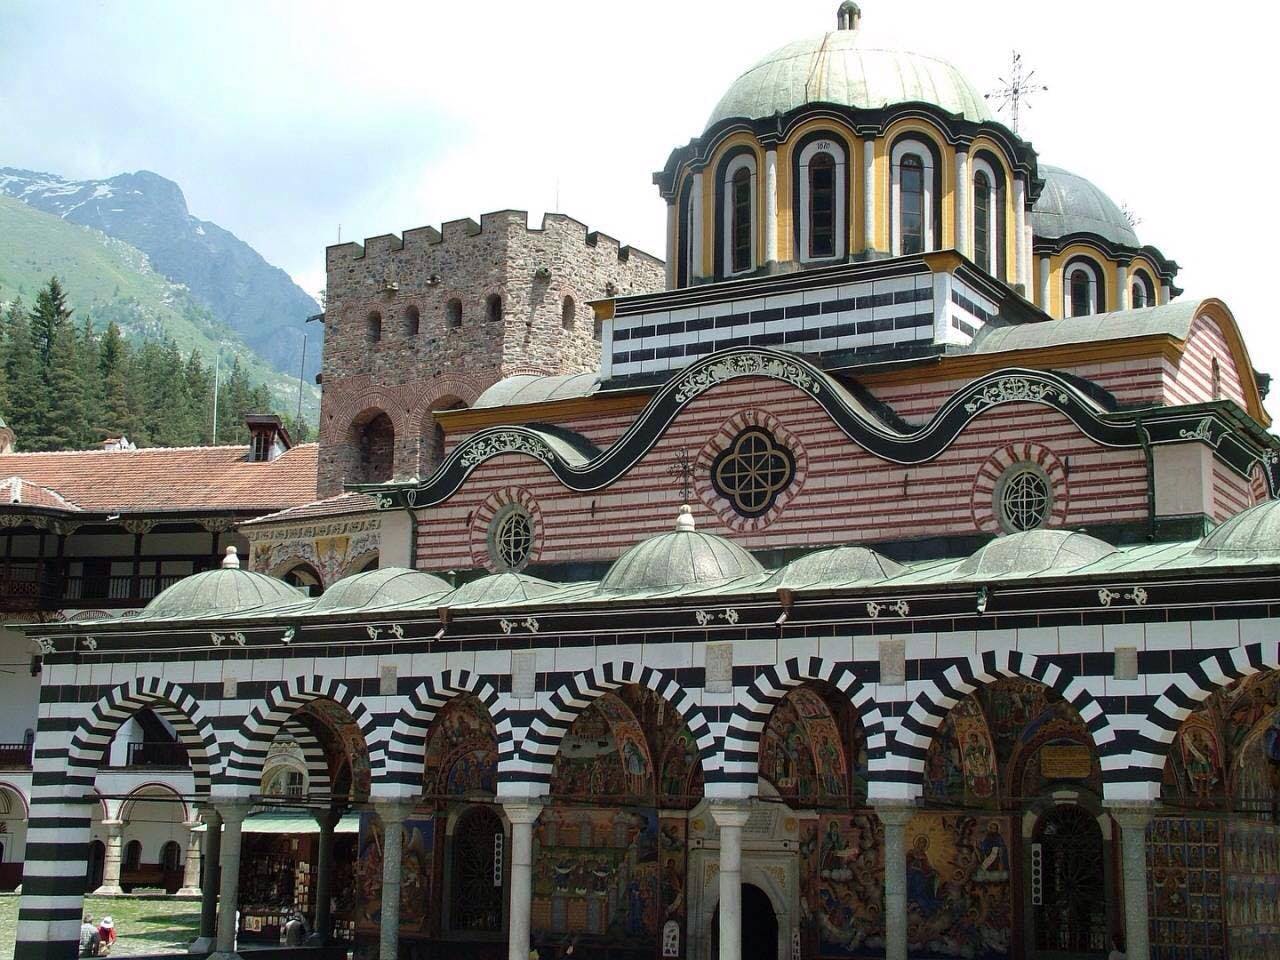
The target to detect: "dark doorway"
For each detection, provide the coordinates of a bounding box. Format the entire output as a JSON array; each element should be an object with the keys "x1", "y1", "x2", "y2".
[
  {"x1": 86, "y1": 839, "x2": 105, "y2": 892},
  {"x1": 742, "y1": 884, "x2": 777, "y2": 960},
  {"x1": 1033, "y1": 804, "x2": 1107, "y2": 954}
]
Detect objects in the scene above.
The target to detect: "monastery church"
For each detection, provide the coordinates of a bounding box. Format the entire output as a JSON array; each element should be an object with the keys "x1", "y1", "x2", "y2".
[{"x1": 8, "y1": 6, "x2": 1280, "y2": 960}]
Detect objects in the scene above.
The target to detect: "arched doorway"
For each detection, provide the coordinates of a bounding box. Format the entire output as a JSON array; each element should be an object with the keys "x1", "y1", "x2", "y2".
[
  {"x1": 86, "y1": 840, "x2": 105, "y2": 893},
  {"x1": 0, "y1": 785, "x2": 28, "y2": 891},
  {"x1": 282, "y1": 562, "x2": 323, "y2": 597},
  {"x1": 349, "y1": 410, "x2": 395, "y2": 484},
  {"x1": 1032, "y1": 804, "x2": 1107, "y2": 954},
  {"x1": 742, "y1": 884, "x2": 778, "y2": 960}
]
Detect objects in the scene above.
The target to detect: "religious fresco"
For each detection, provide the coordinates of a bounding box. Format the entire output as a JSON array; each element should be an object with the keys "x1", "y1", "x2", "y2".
[
  {"x1": 299, "y1": 697, "x2": 373, "y2": 801},
  {"x1": 1224, "y1": 819, "x2": 1280, "y2": 960},
  {"x1": 1007, "y1": 700, "x2": 1102, "y2": 801},
  {"x1": 530, "y1": 805, "x2": 660, "y2": 947},
  {"x1": 1147, "y1": 816, "x2": 1226, "y2": 960},
  {"x1": 760, "y1": 685, "x2": 867, "y2": 806},
  {"x1": 353, "y1": 810, "x2": 436, "y2": 942},
  {"x1": 423, "y1": 695, "x2": 498, "y2": 799},
  {"x1": 923, "y1": 695, "x2": 998, "y2": 807},
  {"x1": 800, "y1": 814, "x2": 884, "y2": 957},
  {"x1": 658, "y1": 817, "x2": 688, "y2": 958},
  {"x1": 551, "y1": 693, "x2": 655, "y2": 804}
]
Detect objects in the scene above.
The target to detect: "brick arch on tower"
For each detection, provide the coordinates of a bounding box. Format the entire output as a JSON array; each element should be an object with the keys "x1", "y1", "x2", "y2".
[
  {"x1": 320, "y1": 387, "x2": 409, "y2": 443},
  {"x1": 721, "y1": 657, "x2": 888, "y2": 791},
  {"x1": 405, "y1": 376, "x2": 486, "y2": 438},
  {"x1": 224, "y1": 677, "x2": 383, "y2": 795},
  {"x1": 378, "y1": 669, "x2": 513, "y2": 799},
  {"x1": 520, "y1": 662, "x2": 716, "y2": 793},
  {"x1": 895, "y1": 650, "x2": 1117, "y2": 797},
  {"x1": 67, "y1": 677, "x2": 221, "y2": 796},
  {"x1": 1132, "y1": 641, "x2": 1280, "y2": 791}
]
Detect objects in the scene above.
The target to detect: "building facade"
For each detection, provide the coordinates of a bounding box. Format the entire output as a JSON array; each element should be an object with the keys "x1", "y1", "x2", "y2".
[{"x1": 12, "y1": 6, "x2": 1280, "y2": 960}]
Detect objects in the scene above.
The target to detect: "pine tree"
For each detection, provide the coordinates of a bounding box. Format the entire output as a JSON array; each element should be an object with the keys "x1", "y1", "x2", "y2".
[
  {"x1": 184, "y1": 350, "x2": 214, "y2": 445},
  {"x1": 29, "y1": 277, "x2": 73, "y2": 372},
  {"x1": 3, "y1": 302, "x2": 46, "y2": 449},
  {"x1": 77, "y1": 316, "x2": 103, "y2": 443},
  {"x1": 44, "y1": 320, "x2": 87, "y2": 449},
  {"x1": 99, "y1": 324, "x2": 137, "y2": 442}
]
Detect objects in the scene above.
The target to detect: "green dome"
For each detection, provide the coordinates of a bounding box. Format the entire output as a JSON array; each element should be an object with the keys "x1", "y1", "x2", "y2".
[
  {"x1": 707, "y1": 24, "x2": 992, "y2": 132},
  {"x1": 1031, "y1": 165, "x2": 1139, "y2": 247},
  {"x1": 308, "y1": 567, "x2": 452, "y2": 613},
  {"x1": 1196, "y1": 500, "x2": 1280, "y2": 557},
  {"x1": 444, "y1": 572, "x2": 562, "y2": 606},
  {"x1": 771, "y1": 545, "x2": 904, "y2": 589},
  {"x1": 955, "y1": 530, "x2": 1115, "y2": 579},
  {"x1": 599, "y1": 506, "x2": 765, "y2": 593},
  {"x1": 139, "y1": 547, "x2": 303, "y2": 620}
]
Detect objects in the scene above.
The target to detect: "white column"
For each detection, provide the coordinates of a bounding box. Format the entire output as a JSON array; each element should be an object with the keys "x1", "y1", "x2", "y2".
[
  {"x1": 876, "y1": 804, "x2": 914, "y2": 960},
  {"x1": 1013, "y1": 177, "x2": 1029, "y2": 290},
  {"x1": 308, "y1": 808, "x2": 341, "y2": 944},
  {"x1": 98, "y1": 820, "x2": 125, "y2": 896},
  {"x1": 1159, "y1": 282, "x2": 1171, "y2": 305},
  {"x1": 689, "y1": 171, "x2": 705, "y2": 282},
  {"x1": 862, "y1": 137, "x2": 876, "y2": 254},
  {"x1": 503, "y1": 800, "x2": 544, "y2": 960},
  {"x1": 954, "y1": 151, "x2": 970, "y2": 258},
  {"x1": 377, "y1": 801, "x2": 414, "y2": 960},
  {"x1": 177, "y1": 819, "x2": 203, "y2": 897},
  {"x1": 711, "y1": 801, "x2": 751, "y2": 960},
  {"x1": 665, "y1": 200, "x2": 677, "y2": 290},
  {"x1": 1038, "y1": 255, "x2": 1051, "y2": 311},
  {"x1": 211, "y1": 801, "x2": 250, "y2": 960},
  {"x1": 763, "y1": 148, "x2": 779, "y2": 266},
  {"x1": 1117, "y1": 264, "x2": 1130, "y2": 311},
  {"x1": 192, "y1": 807, "x2": 222, "y2": 953},
  {"x1": 1110, "y1": 805, "x2": 1155, "y2": 960}
]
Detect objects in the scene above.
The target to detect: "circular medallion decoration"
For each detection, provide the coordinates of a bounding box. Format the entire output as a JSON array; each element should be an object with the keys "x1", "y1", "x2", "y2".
[
  {"x1": 996, "y1": 464, "x2": 1052, "y2": 532},
  {"x1": 710, "y1": 426, "x2": 797, "y2": 519},
  {"x1": 488, "y1": 503, "x2": 533, "y2": 571},
  {"x1": 972, "y1": 443, "x2": 1069, "y2": 534}
]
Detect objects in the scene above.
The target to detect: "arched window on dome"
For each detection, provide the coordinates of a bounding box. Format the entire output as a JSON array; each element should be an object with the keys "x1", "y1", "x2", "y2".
[
  {"x1": 717, "y1": 150, "x2": 757, "y2": 278},
  {"x1": 675, "y1": 176, "x2": 694, "y2": 288},
  {"x1": 1130, "y1": 269, "x2": 1155, "y2": 310},
  {"x1": 796, "y1": 136, "x2": 847, "y2": 263},
  {"x1": 971, "y1": 152, "x2": 1007, "y2": 280},
  {"x1": 1064, "y1": 257, "x2": 1104, "y2": 317},
  {"x1": 891, "y1": 138, "x2": 938, "y2": 257},
  {"x1": 973, "y1": 171, "x2": 992, "y2": 272}
]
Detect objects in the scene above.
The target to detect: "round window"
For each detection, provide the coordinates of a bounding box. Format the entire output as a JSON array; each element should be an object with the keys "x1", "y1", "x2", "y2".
[
  {"x1": 488, "y1": 503, "x2": 533, "y2": 571},
  {"x1": 711, "y1": 427, "x2": 796, "y2": 518},
  {"x1": 996, "y1": 463, "x2": 1052, "y2": 532}
]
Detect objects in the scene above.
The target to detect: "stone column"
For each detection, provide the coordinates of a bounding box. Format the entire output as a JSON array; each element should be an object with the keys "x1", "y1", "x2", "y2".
[
  {"x1": 876, "y1": 804, "x2": 915, "y2": 960},
  {"x1": 763, "y1": 148, "x2": 779, "y2": 266},
  {"x1": 1116, "y1": 263, "x2": 1130, "y2": 311},
  {"x1": 377, "y1": 801, "x2": 414, "y2": 960},
  {"x1": 862, "y1": 137, "x2": 877, "y2": 254},
  {"x1": 1110, "y1": 805, "x2": 1155, "y2": 960},
  {"x1": 665, "y1": 200, "x2": 677, "y2": 290},
  {"x1": 1039, "y1": 255, "x2": 1052, "y2": 312},
  {"x1": 690, "y1": 171, "x2": 705, "y2": 281},
  {"x1": 177, "y1": 819, "x2": 203, "y2": 897},
  {"x1": 1159, "y1": 282, "x2": 1171, "y2": 305},
  {"x1": 308, "y1": 808, "x2": 341, "y2": 944},
  {"x1": 1013, "y1": 177, "x2": 1029, "y2": 291},
  {"x1": 192, "y1": 807, "x2": 222, "y2": 952},
  {"x1": 503, "y1": 800, "x2": 544, "y2": 960},
  {"x1": 211, "y1": 801, "x2": 250, "y2": 960},
  {"x1": 97, "y1": 820, "x2": 125, "y2": 896},
  {"x1": 711, "y1": 801, "x2": 751, "y2": 960},
  {"x1": 954, "y1": 151, "x2": 970, "y2": 257}
]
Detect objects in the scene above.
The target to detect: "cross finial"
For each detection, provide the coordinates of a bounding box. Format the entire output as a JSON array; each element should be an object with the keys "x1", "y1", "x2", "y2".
[
  {"x1": 984, "y1": 51, "x2": 1048, "y2": 135},
  {"x1": 668, "y1": 449, "x2": 694, "y2": 503}
]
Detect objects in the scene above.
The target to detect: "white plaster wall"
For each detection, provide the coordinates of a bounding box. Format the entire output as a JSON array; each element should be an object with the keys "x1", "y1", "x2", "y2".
[{"x1": 0, "y1": 626, "x2": 39, "y2": 744}]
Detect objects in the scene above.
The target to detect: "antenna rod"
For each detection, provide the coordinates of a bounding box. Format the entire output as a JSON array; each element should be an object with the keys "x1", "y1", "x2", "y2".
[
  {"x1": 296, "y1": 333, "x2": 307, "y2": 428},
  {"x1": 211, "y1": 352, "x2": 220, "y2": 444}
]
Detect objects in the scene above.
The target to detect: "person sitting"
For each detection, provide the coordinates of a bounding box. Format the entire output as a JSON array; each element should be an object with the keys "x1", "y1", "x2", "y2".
[
  {"x1": 98, "y1": 916, "x2": 117, "y2": 955},
  {"x1": 79, "y1": 917, "x2": 100, "y2": 957},
  {"x1": 1108, "y1": 933, "x2": 1127, "y2": 960},
  {"x1": 283, "y1": 913, "x2": 310, "y2": 946}
]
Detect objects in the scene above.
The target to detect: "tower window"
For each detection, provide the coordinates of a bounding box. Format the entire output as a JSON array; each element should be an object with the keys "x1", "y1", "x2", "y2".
[
  {"x1": 731, "y1": 166, "x2": 752, "y2": 274},
  {"x1": 485, "y1": 294, "x2": 503, "y2": 323},
  {"x1": 446, "y1": 298, "x2": 463, "y2": 328},
  {"x1": 367, "y1": 311, "x2": 382, "y2": 343},
  {"x1": 973, "y1": 171, "x2": 992, "y2": 272},
  {"x1": 1130, "y1": 269, "x2": 1155, "y2": 310},
  {"x1": 809, "y1": 152, "x2": 836, "y2": 259},
  {"x1": 405, "y1": 305, "x2": 420, "y2": 336},
  {"x1": 900, "y1": 155, "x2": 925, "y2": 255},
  {"x1": 561, "y1": 295, "x2": 576, "y2": 330},
  {"x1": 1064, "y1": 259, "x2": 1103, "y2": 317}
]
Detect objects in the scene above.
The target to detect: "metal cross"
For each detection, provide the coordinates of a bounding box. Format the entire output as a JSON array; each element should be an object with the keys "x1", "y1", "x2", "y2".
[
  {"x1": 669, "y1": 449, "x2": 694, "y2": 503},
  {"x1": 984, "y1": 51, "x2": 1047, "y2": 135}
]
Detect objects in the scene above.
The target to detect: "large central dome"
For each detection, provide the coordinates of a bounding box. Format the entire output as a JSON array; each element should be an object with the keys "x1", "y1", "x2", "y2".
[{"x1": 706, "y1": 10, "x2": 992, "y2": 132}]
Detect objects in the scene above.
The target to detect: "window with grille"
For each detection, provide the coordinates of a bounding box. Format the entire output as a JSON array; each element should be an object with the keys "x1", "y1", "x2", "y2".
[
  {"x1": 488, "y1": 504, "x2": 533, "y2": 571},
  {"x1": 809, "y1": 152, "x2": 836, "y2": 259},
  {"x1": 450, "y1": 806, "x2": 504, "y2": 933},
  {"x1": 900, "y1": 155, "x2": 925, "y2": 255},
  {"x1": 711, "y1": 427, "x2": 796, "y2": 518},
  {"x1": 996, "y1": 464, "x2": 1052, "y2": 532},
  {"x1": 731, "y1": 166, "x2": 753, "y2": 274},
  {"x1": 973, "y1": 171, "x2": 992, "y2": 272}
]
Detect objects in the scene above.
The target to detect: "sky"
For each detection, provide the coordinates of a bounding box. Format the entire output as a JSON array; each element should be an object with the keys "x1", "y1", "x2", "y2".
[{"x1": 2, "y1": 0, "x2": 1278, "y2": 400}]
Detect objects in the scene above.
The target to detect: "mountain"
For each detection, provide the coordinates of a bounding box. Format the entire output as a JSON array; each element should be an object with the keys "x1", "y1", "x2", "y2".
[
  {"x1": 0, "y1": 167, "x2": 320, "y2": 383},
  {"x1": 0, "y1": 194, "x2": 319, "y2": 419}
]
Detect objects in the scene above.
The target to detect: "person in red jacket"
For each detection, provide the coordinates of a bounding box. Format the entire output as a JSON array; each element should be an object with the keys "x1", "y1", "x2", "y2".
[{"x1": 97, "y1": 917, "x2": 117, "y2": 955}]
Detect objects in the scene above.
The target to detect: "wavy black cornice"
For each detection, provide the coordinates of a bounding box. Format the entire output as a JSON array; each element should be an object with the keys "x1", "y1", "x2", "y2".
[{"x1": 354, "y1": 348, "x2": 1280, "y2": 510}]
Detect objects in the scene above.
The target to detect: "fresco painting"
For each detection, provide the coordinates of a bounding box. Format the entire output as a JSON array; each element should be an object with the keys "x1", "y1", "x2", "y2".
[
  {"x1": 552, "y1": 692, "x2": 654, "y2": 803},
  {"x1": 761, "y1": 685, "x2": 867, "y2": 805},
  {"x1": 1008, "y1": 701, "x2": 1102, "y2": 801},
  {"x1": 800, "y1": 814, "x2": 884, "y2": 958},
  {"x1": 299, "y1": 697, "x2": 373, "y2": 800},
  {"x1": 923, "y1": 695, "x2": 997, "y2": 807},
  {"x1": 659, "y1": 816, "x2": 688, "y2": 957},
  {"x1": 422, "y1": 695, "x2": 499, "y2": 798},
  {"x1": 353, "y1": 811, "x2": 436, "y2": 938},
  {"x1": 1224, "y1": 819, "x2": 1280, "y2": 960},
  {"x1": 1147, "y1": 816, "x2": 1226, "y2": 960}
]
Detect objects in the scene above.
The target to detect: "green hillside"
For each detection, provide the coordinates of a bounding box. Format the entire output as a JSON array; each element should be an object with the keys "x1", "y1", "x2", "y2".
[{"x1": 0, "y1": 196, "x2": 318, "y2": 420}]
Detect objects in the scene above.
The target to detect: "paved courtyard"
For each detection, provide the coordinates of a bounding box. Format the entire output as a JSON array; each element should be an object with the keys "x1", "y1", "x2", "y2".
[{"x1": 0, "y1": 894, "x2": 200, "y2": 957}]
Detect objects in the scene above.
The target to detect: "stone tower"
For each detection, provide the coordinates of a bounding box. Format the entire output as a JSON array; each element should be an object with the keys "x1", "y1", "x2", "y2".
[{"x1": 317, "y1": 211, "x2": 664, "y2": 496}]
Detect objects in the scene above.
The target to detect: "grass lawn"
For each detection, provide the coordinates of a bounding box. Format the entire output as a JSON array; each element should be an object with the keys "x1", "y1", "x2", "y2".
[{"x1": 0, "y1": 893, "x2": 201, "y2": 957}]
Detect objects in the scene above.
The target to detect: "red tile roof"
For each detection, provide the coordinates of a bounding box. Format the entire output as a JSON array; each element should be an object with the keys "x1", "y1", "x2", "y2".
[
  {"x1": 0, "y1": 476, "x2": 81, "y2": 511},
  {"x1": 0, "y1": 443, "x2": 318, "y2": 515},
  {"x1": 240, "y1": 491, "x2": 379, "y2": 526}
]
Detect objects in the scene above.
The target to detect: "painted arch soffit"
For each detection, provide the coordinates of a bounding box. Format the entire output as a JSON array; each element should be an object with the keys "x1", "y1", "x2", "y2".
[{"x1": 361, "y1": 347, "x2": 1278, "y2": 510}]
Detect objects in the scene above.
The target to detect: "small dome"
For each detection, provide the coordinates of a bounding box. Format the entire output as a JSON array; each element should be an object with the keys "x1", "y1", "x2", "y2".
[
  {"x1": 772, "y1": 545, "x2": 905, "y2": 588},
  {"x1": 600, "y1": 506, "x2": 765, "y2": 593},
  {"x1": 474, "y1": 371, "x2": 600, "y2": 409},
  {"x1": 1031, "y1": 165, "x2": 1139, "y2": 247},
  {"x1": 707, "y1": 17, "x2": 991, "y2": 133},
  {"x1": 140, "y1": 547, "x2": 303, "y2": 620},
  {"x1": 308, "y1": 567, "x2": 452, "y2": 613},
  {"x1": 444, "y1": 571, "x2": 562, "y2": 606},
  {"x1": 1196, "y1": 500, "x2": 1280, "y2": 557},
  {"x1": 955, "y1": 529, "x2": 1116, "y2": 579}
]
